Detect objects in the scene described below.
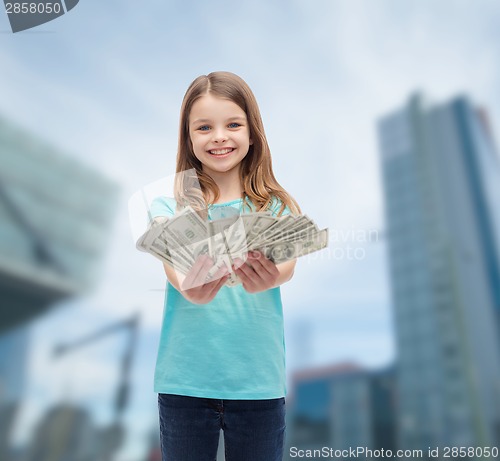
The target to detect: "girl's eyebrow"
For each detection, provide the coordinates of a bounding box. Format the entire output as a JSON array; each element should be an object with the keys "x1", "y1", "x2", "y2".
[{"x1": 191, "y1": 116, "x2": 247, "y2": 125}]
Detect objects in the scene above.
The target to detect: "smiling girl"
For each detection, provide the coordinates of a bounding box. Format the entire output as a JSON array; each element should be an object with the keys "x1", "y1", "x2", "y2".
[{"x1": 151, "y1": 71, "x2": 300, "y2": 461}]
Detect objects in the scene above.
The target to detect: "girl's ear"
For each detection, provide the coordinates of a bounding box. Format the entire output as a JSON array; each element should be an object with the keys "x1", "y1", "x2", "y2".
[{"x1": 249, "y1": 137, "x2": 254, "y2": 145}]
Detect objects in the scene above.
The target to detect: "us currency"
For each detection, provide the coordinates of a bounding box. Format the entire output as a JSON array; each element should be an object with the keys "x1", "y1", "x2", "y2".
[
  {"x1": 162, "y1": 207, "x2": 208, "y2": 249},
  {"x1": 207, "y1": 216, "x2": 249, "y2": 286},
  {"x1": 136, "y1": 216, "x2": 167, "y2": 251},
  {"x1": 261, "y1": 228, "x2": 329, "y2": 264},
  {"x1": 137, "y1": 208, "x2": 329, "y2": 288}
]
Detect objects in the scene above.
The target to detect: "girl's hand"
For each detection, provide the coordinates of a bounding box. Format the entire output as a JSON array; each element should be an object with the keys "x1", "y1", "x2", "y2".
[
  {"x1": 233, "y1": 251, "x2": 280, "y2": 294},
  {"x1": 180, "y1": 255, "x2": 229, "y2": 304}
]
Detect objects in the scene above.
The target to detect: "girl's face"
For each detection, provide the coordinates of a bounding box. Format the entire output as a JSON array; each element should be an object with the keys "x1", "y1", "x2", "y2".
[{"x1": 189, "y1": 93, "x2": 253, "y2": 178}]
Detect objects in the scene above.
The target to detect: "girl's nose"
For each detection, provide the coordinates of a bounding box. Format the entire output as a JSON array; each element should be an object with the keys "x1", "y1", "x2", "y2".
[{"x1": 212, "y1": 128, "x2": 228, "y2": 142}]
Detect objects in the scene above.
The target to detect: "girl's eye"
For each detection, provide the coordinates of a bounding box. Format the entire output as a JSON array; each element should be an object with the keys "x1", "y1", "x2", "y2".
[
  {"x1": 228, "y1": 122, "x2": 241, "y2": 128},
  {"x1": 198, "y1": 125, "x2": 210, "y2": 131}
]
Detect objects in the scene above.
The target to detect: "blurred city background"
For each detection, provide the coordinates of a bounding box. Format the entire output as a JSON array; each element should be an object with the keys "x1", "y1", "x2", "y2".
[{"x1": 1, "y1": 1, "x2": 499, "y2": 460}]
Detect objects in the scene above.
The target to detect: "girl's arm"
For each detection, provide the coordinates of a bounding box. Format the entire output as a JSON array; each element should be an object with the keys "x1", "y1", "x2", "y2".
[
  {"x1": 163, "y1": 262, "x2": 182, "y2": 291},
  {"x1": 274, "y1": 259, "x2": 296, "y2": 287}
]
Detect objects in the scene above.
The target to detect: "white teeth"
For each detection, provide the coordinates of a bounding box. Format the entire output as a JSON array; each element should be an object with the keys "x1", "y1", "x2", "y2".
[{"x1": 209, "y1": 148, "x2": 233, "y2": 155}]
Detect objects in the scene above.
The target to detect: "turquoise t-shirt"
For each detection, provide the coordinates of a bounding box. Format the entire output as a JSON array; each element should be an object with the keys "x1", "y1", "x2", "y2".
[{"x1": 150, "y1": 196, "x2": 290, "y2": 399}]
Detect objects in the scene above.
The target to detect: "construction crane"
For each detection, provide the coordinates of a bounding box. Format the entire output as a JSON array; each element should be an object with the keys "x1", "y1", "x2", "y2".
[{"x1": 50, "y1": 313, "x2": 140, "y2": 461}]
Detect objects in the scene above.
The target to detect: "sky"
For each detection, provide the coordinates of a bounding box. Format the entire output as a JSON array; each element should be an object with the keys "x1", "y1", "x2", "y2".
[{"x1": 1, "y1": 1, "x2": 500, "y2": 459}]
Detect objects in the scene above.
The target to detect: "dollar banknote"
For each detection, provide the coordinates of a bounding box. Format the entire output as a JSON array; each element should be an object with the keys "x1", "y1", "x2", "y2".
[{"x1": 136, "y1": 207, "x2": 329, "y2": 288}]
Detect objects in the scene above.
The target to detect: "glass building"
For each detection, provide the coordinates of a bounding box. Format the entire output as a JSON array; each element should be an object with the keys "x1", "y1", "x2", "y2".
[
  {"x1": 0, "y1": 115, "x2": 119, "y2": 333},
  {"x1": 0, "y1": 325, "x2": 30, "y2": 459},
  {"x1": 378, "y1": 94, "x2": 500, "y2": 452},
  {"x1": 284, "y1": 364, "x2": 396, "y2": 460},
  {"x1": 0, "y1": 114, "x2": 119, "y2": 459}
]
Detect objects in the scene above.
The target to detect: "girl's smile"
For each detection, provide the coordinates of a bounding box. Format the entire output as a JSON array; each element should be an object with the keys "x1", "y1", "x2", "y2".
[{"x1": 207, "y1": 147, "x2": 236, "y2": 156}]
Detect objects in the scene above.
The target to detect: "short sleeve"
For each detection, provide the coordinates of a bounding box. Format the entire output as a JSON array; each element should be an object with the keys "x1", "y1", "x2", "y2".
[{"x1": 150, "y1": 196, "x2": 176, "y2": 220}]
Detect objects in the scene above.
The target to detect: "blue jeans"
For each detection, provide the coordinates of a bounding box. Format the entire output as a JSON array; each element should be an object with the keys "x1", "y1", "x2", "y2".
[{"x1": 158, "y1": 393, "x2": 286, "y2": 461}]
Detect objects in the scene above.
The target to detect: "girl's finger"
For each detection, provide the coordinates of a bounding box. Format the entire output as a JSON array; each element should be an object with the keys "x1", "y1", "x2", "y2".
[
  {"x1": 249, "y1": 251, "x2": 279, "y2": 273},
  {"x1": 208, "y1": 272, "x2": 230, "y2": 298},
  {"x1": 192, "y1": 256, "x2": 217, "y2": 288},
  {"x1": 247, "y1": 256, "x2": 277, "y2": 279},
  {"x1": 182, "y1": 256, "x2": 206, "y2": 290},
  {"x1": 205, "y1": 265, "x2": 229, "y2": 286},
  {"x1": 235, "y1": 261, "x2": 259, "y2": 283},
  {"x1": 235, "y1": 265, "x2": 259, "y2": 292},
  {"x1": 183, "y1": 256, "x2": 213, "y2": 290}
]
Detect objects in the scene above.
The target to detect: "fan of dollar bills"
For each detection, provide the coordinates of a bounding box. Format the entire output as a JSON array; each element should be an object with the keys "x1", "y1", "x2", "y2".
[{"x1": 136, "y1": 206, "x2": 329, "y2": 287}]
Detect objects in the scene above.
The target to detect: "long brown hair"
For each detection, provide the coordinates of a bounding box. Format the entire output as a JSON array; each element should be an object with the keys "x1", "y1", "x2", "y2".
[{"x1": 174, "y1": 71, "x2": 300, "y2": 216}]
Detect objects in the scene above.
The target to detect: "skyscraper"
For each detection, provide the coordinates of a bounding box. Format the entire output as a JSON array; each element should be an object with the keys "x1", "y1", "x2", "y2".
[
  {"x1": 284, "y1": 363, "x2": 396, "y2": 460},
  {"x1": 0, "y1": 325, "x2": 30, "y2": 459},
  {"x1": 0, "y1": 114, "x2": 119, "y2": 333},
  {"x1": 0, "y1": 114, "x2": 119, "y2": 458},
  {"x1": 378, "y1": 94, "x2": 500, "y2": 452}
]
